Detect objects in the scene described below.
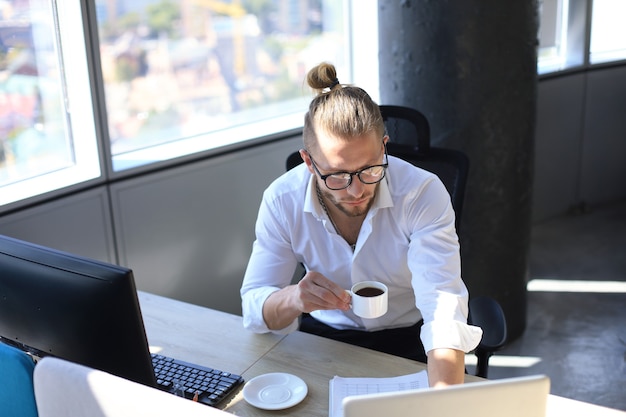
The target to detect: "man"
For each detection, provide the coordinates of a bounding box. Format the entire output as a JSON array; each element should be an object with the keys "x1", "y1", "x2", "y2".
[{"x1": 240, "y1": 62, "x2": 482, "y2": 387}]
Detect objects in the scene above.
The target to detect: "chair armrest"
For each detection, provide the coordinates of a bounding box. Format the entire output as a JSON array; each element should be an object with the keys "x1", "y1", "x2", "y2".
[{"x1": 469, "y1": 296, "x2": 508, "y2": 352}]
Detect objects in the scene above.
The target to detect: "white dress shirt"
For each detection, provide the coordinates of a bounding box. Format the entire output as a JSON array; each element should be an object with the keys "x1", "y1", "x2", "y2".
[{"x1": 240, "y1": 155, "x2": 482, "y2": 354}]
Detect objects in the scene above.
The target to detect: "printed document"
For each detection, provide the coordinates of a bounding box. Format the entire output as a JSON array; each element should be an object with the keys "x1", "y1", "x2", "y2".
[{"x1": 329, "y1": 370, "x2": 428, "y2": 417}]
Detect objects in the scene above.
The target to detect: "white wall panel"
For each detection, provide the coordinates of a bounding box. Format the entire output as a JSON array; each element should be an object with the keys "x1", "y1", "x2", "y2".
[
  {"x1": 580, "y1": 66, "x2": 626, "y2": 204},
  {"x1": 532, "y1": 74, "x2": 586, "y2": 221},
  {"x1": 0, "y1": 187, "x2": 116, "y2": 263},
  {"x1": 532, "y1": 65, "x2": 626, "y2": 222},
  {"x1": 109, "y1": 137, "x2": 302, "y2": 315}
]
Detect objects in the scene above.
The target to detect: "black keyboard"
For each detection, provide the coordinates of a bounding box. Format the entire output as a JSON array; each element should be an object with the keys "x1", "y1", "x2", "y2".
[{"x1": 151, "y1": 353, "x2": 244, "y2": 407}]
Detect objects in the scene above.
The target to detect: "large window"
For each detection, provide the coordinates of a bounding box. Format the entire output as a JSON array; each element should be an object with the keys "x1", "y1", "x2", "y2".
[
  {"x1": 538, "y1": 0, "x2": 626, "y2": 73},
  {"x1": 537, "y1": 0, "x2": 566, "y2": 71},
  {"x1": 589, "y1": 0, "x2": 626, "y2": 64}
]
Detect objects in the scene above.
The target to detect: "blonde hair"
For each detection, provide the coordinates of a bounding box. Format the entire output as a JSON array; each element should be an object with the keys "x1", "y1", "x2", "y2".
[{"x1": 303, "y1": 62, "x2": 384, "y2": 152}]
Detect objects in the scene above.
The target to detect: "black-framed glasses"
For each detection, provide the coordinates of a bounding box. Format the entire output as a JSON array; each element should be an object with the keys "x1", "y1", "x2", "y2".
[{"x1": 308, "y1": 144, "x2": 388, "y2": 190}]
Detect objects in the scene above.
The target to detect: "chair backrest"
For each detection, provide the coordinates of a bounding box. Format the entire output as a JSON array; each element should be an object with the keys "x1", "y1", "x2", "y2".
[
  {"x1": 286, "y1": 151, "x2": 303, "y2": 171},
  {"x1": 33, "y1": 357, "x2": 229, "y2": 417},
  {"x1": 380, "y1": 105, "x2": 469, "y2": 233},
  {"x1": 0, "y1": 342, "x2": 38, "y2": 417},
  {"x1": 379, "y1": 104, "x2": 431, "y2": 151}
]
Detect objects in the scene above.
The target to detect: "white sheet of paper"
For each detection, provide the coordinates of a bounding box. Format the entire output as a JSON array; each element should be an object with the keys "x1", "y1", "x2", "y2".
[{"x1": 329, "y1": 370, "x2": 429, "y2": 417}]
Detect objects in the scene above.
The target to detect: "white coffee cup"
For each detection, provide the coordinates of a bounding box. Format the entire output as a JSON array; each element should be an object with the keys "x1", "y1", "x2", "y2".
[{"x1": 347, "y1": 281, "x2": 388, "y2": 319}]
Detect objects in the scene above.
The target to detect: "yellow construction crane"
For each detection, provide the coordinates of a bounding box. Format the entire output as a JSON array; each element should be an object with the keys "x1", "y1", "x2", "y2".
[
  {"x1": 192, "y1": 0, "x2": 245, "y2": 17},
  {"x1": 192, "y1": 0, "x2": 246, "y2": 75}
]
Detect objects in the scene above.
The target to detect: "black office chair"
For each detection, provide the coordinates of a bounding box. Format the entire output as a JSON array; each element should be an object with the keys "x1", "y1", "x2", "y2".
[{"x1": 286, "y1": 105, "x2": 507, "y2": 377}]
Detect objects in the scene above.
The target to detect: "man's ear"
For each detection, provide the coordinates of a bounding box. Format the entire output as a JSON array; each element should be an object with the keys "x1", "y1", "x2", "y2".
[{"x1": 299, "y1": 149, "x2": 315, "y2": 174}]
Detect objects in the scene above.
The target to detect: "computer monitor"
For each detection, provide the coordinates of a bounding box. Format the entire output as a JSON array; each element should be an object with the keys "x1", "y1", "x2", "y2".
[{"x1": 0, "y1": 234, "x2": 157, "y2": 387}]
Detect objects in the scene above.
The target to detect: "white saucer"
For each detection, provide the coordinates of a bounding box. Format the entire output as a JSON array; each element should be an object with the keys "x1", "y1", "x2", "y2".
[{"x1": 242, "y1": 372, "x2": 308, "y2": 410}]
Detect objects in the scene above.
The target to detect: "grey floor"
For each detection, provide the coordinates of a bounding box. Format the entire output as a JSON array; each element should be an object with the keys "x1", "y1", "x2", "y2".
[{"x1": 466, "y1": 200, "x2": 626, "y2": 411}]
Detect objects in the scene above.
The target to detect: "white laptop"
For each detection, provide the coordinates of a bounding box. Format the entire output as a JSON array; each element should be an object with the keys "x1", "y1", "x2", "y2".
[{"x1": 343, "y1": 375, "x2": 550, "y2": 417}]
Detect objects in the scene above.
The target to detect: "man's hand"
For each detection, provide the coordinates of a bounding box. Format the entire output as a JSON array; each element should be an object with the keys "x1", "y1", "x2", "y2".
[
  {"x1": 295, "y1": 271, "x2": 352, "y2": 312},
  {"x1": 262, "y1": 271, "x2": 351, "y2": 330}
]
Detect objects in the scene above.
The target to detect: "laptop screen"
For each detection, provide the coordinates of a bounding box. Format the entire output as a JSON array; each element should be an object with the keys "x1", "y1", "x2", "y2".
[{"x1": 342, "y1": 375, "x2": 550, "y2": 417}]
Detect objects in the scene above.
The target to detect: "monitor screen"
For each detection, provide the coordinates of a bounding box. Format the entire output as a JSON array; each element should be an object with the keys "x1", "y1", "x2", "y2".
[{"x1": 0, "y1": 234, "x2": 157, "y2": 386}]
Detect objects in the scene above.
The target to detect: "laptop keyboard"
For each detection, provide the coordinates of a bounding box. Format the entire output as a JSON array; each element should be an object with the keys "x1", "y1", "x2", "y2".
[{"x1": 151, "y1": 353, "x2": 244, "y2": 407}]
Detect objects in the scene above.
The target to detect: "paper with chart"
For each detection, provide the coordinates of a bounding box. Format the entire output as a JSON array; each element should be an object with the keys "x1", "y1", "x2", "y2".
[{"x1": 329, "y1": 370, "x2": 428, "y2": 417}]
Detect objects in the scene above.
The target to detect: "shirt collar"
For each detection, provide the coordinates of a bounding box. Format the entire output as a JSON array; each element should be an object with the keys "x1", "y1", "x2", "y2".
[{"x1": 304, "y1": 174, "x2": 323, "y2": 218}]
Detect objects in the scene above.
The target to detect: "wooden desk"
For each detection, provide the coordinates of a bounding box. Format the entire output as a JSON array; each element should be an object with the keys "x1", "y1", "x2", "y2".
[
  {"x1": 138, "y1": 292, "x2": 625, "y2": 417},
  {"x1": 139, "y1": 291, "x2": 285, "y2": 376},
  {"x1": 227, "y1": 331, "x2": 483, "y2": 417}
]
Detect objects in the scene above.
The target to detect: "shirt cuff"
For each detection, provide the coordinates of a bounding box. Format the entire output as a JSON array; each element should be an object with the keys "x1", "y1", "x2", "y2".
[
  {"x1": 420, "y1": 320, "x2": 483, "y2": 354},
  {"x1": 242, "y1": 287, "x2": 300, "y2": 334}
]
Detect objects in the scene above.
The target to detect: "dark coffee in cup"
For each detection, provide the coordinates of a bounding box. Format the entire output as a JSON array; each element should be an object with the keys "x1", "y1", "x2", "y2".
[
  {"x1": 355, "y1": 287, "x2": 385, "y2": 297},
  {"x1": 350, "y1": 281, "x2": 388, "y2": 318}
]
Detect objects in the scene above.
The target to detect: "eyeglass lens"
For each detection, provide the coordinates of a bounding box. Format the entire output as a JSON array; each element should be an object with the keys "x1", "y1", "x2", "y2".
[{"x1": 324, "y1": 166, "x2": 385, "y2": 189}]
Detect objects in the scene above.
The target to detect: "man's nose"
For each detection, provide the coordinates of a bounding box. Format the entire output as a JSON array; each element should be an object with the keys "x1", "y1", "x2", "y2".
[{"x1": 346, "y1": 176, "x2": 365, "y2": 196}]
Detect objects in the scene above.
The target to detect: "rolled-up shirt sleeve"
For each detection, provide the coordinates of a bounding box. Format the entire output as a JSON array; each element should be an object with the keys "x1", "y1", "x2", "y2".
[
  {"x1": 241, "y1": 284, "x2": 299, "y2": 334},
  {"x1": 420, "y1": 319, "x2": 483, "y2": 354}
]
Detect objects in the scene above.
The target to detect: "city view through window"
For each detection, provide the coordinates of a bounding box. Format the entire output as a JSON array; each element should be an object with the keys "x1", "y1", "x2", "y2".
[{"x1": 95, "y1": 0, "x2": 348, "y2": 160}]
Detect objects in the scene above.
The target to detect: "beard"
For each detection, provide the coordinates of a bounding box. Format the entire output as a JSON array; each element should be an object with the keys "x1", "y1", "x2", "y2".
[{"x1": 321, "y1": 182, "x2": 379, "y2": 217}]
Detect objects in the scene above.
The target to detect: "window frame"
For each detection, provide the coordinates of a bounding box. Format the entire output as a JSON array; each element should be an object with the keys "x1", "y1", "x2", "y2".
[
  {"x1": 0, "y1": 0, "x2": 103, "y2": 213},
  {"x1": 538, "y1": 0, "x2": 626, "y2": 76}
]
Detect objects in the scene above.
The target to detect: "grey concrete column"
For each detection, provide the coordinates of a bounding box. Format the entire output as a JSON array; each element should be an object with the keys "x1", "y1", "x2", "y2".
[{"x1": 378, "y1": 1, "x2": 539, "y2": 340}]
